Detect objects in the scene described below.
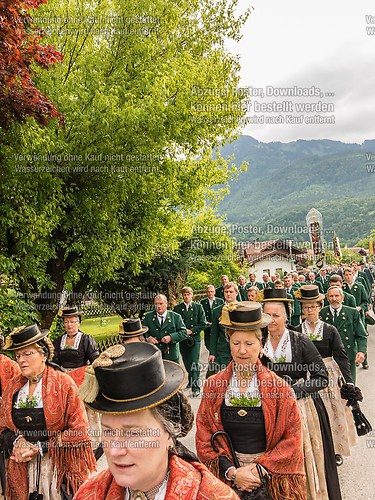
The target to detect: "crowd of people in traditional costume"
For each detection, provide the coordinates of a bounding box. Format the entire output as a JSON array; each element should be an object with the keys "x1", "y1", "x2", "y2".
[{"x1": 0, "y1": 260, "x2": 373, "y2": 499}]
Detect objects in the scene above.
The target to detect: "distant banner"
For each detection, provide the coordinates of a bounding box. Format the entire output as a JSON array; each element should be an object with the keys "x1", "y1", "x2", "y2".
[
  {"x1": 333, "y1": 231, "x2": 342, "y2": 259},
  {"x1": 306, "y1": 208, "x2": 325, "y2": 267}
]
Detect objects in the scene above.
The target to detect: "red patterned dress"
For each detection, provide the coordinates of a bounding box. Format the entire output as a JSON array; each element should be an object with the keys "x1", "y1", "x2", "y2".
[{"x1": 74, "y1": 454, "x2": 239, "y2": 499}]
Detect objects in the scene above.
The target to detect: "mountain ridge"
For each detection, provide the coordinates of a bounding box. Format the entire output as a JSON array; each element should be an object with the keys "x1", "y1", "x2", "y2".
[{"x1": 219, "y1": 136, "x2": 375, "y2": 246}]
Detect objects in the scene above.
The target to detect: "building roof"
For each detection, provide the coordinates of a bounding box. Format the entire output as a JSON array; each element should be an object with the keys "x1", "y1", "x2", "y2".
[{"x1": 237, "y1": 239, "x2": 309, "y2": 267}]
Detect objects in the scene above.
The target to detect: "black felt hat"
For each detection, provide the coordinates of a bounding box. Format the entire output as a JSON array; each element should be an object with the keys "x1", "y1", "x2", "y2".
[
  {"x1": 256, "y1": 288, "x2": 293, "y2": 303},
  {"x1": 219, "y1": 301, "x2": 272, "y2": 330},
  {"x1": 57, "y1": 306, "x2": 83, "y2": 317},
  {"x1": 3, "y1": 324, "x2": 48, "y2": 350},
  {"x1": 294, "y1": 285, "x2": 325, "y2": 302},
  {"x1": 79, "y1": 342, "x2": 186, "y2": 414},
  {"x1": 119, "y1": 318, "x2": 148, "y2": 337}
]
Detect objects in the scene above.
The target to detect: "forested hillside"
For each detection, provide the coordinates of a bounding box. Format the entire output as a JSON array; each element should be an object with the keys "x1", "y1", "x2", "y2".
[{"x1": 219, "y1": 136, "x2": 375, "y2": 245}]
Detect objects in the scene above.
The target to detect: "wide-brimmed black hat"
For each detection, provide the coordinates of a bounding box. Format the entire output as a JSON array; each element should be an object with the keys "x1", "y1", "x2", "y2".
[
  {"x1": 294, "y1": 285, "x2": 325, "y2": 303},
  {"x1": 219, "y1": 301, "x2": 272, "y2": 330},
  {"x1": 256, "y1": 288, "x2": 293, "y2": 303},
  {"x1": 119, "y1": 318, "x2": 148, "y2": 337},
  {"x1": 3, "y1": 324, "x2": 49, "y2": 350},
  {"x1": 57, "y1": 306, "x2": 82, "y2": 317},
  {"x1": 78, "y1": 342, "x2": 186, "y2": 414}
]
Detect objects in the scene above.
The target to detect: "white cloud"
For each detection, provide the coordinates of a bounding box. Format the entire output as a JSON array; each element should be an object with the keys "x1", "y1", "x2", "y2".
[{"x1": 228, "y1": 0, "x2": 375, "y2": 142}]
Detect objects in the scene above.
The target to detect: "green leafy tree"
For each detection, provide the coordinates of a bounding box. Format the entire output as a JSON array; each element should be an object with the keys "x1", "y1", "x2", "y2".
[
  {"x1": 0, "y1": 0, "x2": 250, "y2": 328},
  {"x1": 356, "y1": 230, "x2": 375, "y2": 250},
  {"x1": 97, "y1": 208, "x2": 243, "y2": 317},
  {"x1": 0, "y1": 276, "x2": 38, "y2": 335},
  {"x1": 184, "y1": 208, "x2": 244, "y2": 289}
]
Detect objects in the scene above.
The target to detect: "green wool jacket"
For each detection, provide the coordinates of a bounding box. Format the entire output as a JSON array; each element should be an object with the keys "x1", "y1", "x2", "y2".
[
  {"x1": 209, "y1": 303, "x2": 231, "y2": 364},
  {"x1": 356, "y1": 271, "x2": 371, "y2": 297},
  {"x1": 320, "y1": 305, "x2": 367, "y2": 361},
  {"x1": 285, "y1": 286, "x2": 301, "y2": 317},
  {"x1": 237, "y1": 285, "x2": 248, "y2": 301},
  {"x1": 173, "y1": 302, "x2": 207, "y2": 341},
  {"x1": 142, "y1": 310, "x2": 188, "y2": 362},
  {"x1": 306, "y1": 280, "x2": 325, "y2": 294},
  {"x1": 316, "y1": 276, "x2": 331, "y2": 293},
  {"x1": 324, "y1": 291, "x2": 356, "y2": 308},
  {"x1": 200, "y1": 297, "x2": 225, "y2": 324},
  {"x1": 342, "y1": 282, "x2": 369, "y2": 313}
]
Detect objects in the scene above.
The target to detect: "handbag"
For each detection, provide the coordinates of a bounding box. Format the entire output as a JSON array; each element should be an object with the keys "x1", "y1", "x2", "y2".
[
  {"x1": 235, "y1": 465, "x2": 271, "y2": 500},
  {"x1": 365, "y1": 314, "x2": 375, "y2": 326},
  {"x1": 352, "y1": 402, "x2": 372, "y2": 436},
  {"x1": 211, "y1": 431, "x2": 271, "y2": 500},
  {"x1": 339, "y1": 378, "x2": 372, "y2": 436},
  {"x1": 185, "y1": 335, "x2": 196, "y2": 348}
]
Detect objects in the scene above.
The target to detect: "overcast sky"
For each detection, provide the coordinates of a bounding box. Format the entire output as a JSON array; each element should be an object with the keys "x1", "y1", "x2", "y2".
[{"x1": 228, "y1": 0, "x2": 375, "y2": 144}]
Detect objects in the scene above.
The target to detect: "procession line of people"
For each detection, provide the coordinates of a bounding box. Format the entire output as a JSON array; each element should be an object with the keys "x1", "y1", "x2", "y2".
[{"x1": 0, "y1": 260, "x2": 372, "y2": 499}]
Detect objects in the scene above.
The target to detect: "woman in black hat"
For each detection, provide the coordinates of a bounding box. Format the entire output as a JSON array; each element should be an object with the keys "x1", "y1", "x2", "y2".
[
  {"x1": 0, "y1": 324, "x2": 96, "y2": 499},
  {"x1": 102, "y1": 318, "x2": 148, "y2": 349},
  {"x1": 294, "y1": 285, "x2": 357, "y2": 464},
  {"x1": 259, "y1": 289, "x2": 342, "y2": 500},
  {"x1": 52, "y1": 307, "x2": 99, "y2": 371},
  {"x1": 196, "y1": 302, "x2": 306, "y2": 499},
  {"x1": 53, "y1": 307, "x2": 101, "y2": 448},
  {"x1": 75, "y1": 342, "x2": 238, "y2": 500}
]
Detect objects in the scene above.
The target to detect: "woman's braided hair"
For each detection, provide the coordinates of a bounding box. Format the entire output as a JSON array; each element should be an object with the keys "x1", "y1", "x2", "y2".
[{"x1": 151, "y1": 389, "x2": 194, "y2": 440}]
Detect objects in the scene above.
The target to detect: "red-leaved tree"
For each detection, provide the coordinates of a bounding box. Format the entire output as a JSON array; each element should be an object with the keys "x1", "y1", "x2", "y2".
[{"x1": 0, "y1": 0, "x2": 63, "y2": 128}]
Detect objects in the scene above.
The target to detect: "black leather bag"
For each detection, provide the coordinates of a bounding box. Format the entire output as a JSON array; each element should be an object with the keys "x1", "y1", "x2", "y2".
[
  {"x1": 339, "y1": 379, "x2": 372, "y2": 436},
  {"x1": 352, "y1": 402, "x2": 372, "y2": 436},
  {"x1": 235, "y1": 465, "x2": 272, "y2": 500},
  {"x1": 236, "y1": 486, "x2": 268, "y2": 500},
  {"x1": 29, "y1": 494, "x2": 43, "y2": 500},
  {"x1": 185, "y1": 335, "x2": 196, "y2": 347}
]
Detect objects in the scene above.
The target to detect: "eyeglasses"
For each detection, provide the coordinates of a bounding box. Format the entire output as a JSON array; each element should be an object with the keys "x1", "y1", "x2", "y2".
[
  {"x1": 15, "y1": 351, "x2": 38, "y2": 361},
  {"x1": 63, "y1": 320, "x2": 79, "y2": 324},
  {"x1": 302, "y1": 305, "x2": 320, "y2": 310}
]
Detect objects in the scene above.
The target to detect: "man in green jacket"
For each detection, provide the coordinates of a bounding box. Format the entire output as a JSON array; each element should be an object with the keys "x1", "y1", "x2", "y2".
[
  {"x1": 343, "y1": 267, "x2": 369, "y2": 319},
  {"x1": 316, "y1": 268, "x2": 331, "y2": 293},
  {"x1": 323, "y1": 274, "x2": 356, "y2": 308},
  {"x1": 343, "y1": 267, "x2": 370, "y2": 369},
  {"x1": 216, "y1": 274, "x2": 242, "y2": 301},
  {"x1": 245, "y1": 272, "x2": 264, "y2": 291},
  {"x1": 209, "y1": 282, "x2": 239, "y2": 372},
  {"x1": 352, "y1": 261, "x2": 372, "y2": 298},
  {"x1": 174, "y1": 287, "x2": 207, "y2": 396},
  {"x1": 215, "y1": 274, "x2": 229, "y2": 300},
  {"x1": 237, "y1": 275, "x2": 248, "y2": 301},
  {"x1": 284, "y1": 274, "x2": 301, "y2": 326},
  {"x1": 200, "y1": 285, "x2": 224, "y2": 352},
  {"x1": 143, "y1": 294, "x2": 188, "y2": 364},
  {"x1": 321, "y1": 286, "x2": 367, "y2": 382}
]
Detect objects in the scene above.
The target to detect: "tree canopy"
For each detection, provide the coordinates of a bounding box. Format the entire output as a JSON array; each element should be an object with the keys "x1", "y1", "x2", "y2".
[{"x1": 0, "y1": 0, "x2": 250, "y2": 328}]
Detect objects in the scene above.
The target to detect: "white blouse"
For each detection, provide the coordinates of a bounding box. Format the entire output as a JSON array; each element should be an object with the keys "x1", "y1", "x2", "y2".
[
  {"x1": 15, "y1": 379, "x2": 43, "y2": 408},
  {"x1": 225, "y1": 370, "x2": 261, "y2": 407},
  {"x1": 263, "y1": 328, "x2": 292, "y2": 363}
]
